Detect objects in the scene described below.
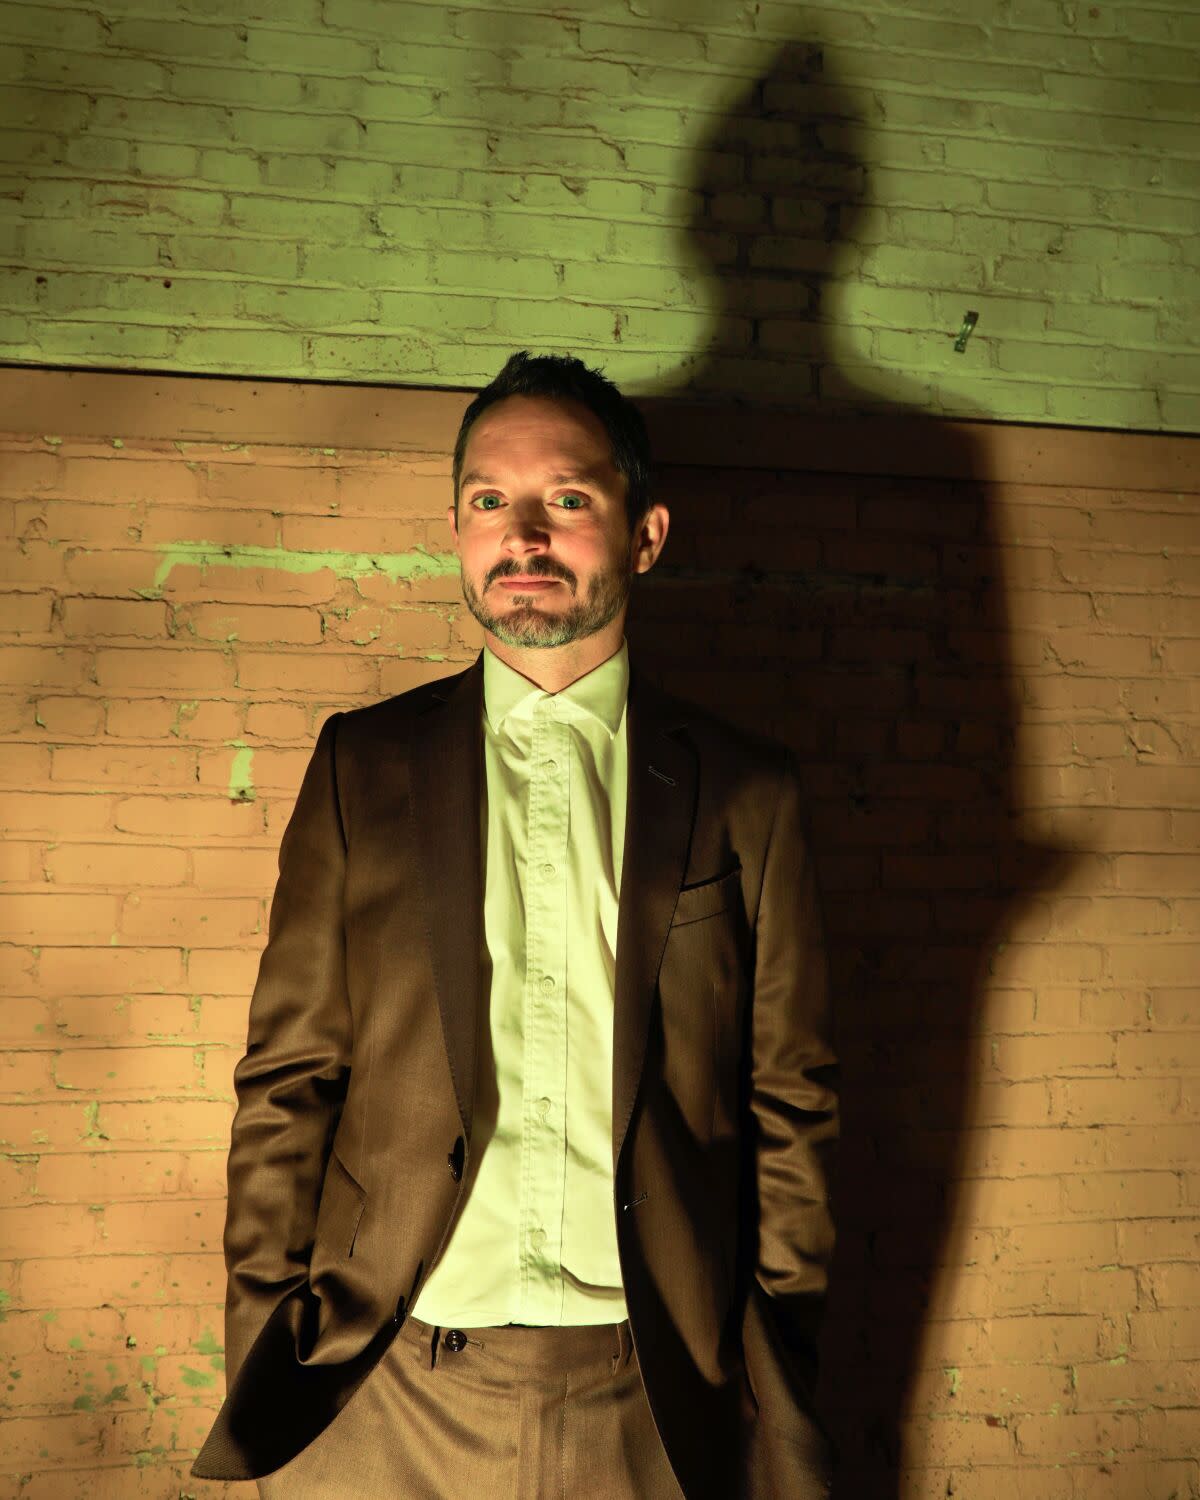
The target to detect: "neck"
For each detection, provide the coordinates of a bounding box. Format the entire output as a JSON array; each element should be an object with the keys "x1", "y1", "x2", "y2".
[{"x1": 485, "y1": 626, "x2": 624, "y2": 694}]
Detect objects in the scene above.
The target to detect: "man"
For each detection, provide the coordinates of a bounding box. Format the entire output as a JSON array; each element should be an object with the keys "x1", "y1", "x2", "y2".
[{"x1": 191, "y1": 351, "x2": 839, "y2": 1498}]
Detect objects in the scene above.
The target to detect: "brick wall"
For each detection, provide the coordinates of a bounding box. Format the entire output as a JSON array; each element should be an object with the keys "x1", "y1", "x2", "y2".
[
  {"x1": 1, "y1": 368, "x2": 1197, "y2": 1495},
  {"x1": 1, "y1": 0, "x2": 1197, "y2": 431}
]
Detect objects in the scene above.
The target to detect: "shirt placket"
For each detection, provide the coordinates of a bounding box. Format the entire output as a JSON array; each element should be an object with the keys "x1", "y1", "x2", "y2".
[{"x1": 518, "y1": 696, "x2": 570, "y2": 1320}]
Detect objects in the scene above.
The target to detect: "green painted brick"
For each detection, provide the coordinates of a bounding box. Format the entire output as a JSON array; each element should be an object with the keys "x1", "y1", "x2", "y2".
[
  {"x1": 429, "y1": 252, "x2": 557, "y2": 297},
  {"x1": 28, "y1": 47, "x2": 167, "y2": 94},
  {"x1": 173, "y1": 233, "x2": 299, "y2": 279},
  {"x1": 1045, "y1": 385, "x2": 1162, "y2": 426},
  {"x1": 323, "y1": 0, "x2": 450, "y2": 41},
  {"x1": 452, "y1": 88, "x2": 564, "y2": 130},
  {"x1": 331, "y1": 160, "x2": 398, "y2": 198},
  {"x1": 1048, "y1": 302, "x2": 1160, "y2": 345},
  {"x1": 104, "y1": 16, "x2": 249, "y2": 61},
  {"x1": 454, "y1": 9, "x2": 576, "y2": 50},
  {"x1": 994, "y1": 339, "x2": 1108, "y2": 381},
  {"x1": 863, "y1": 245, "x2": 986, "y2": 290},
  {"x1": 876, "y1": 328, "x2": 988, "y2": 374},
  {"x1": 1099, "y1": 190, "x2": 1198, "y2": 234},
  {"x1": 5, "y1": 0, "x2": 1196, "y2": 434},
  {"x1": 303, "y1": 245, "x2": 433, "y2": 289},
  {"x1": 934, "y1": 374, "x2": 1047, "y2": 418},
  {"x1": 491, "y1": 299, "x2": 618, "y2": 343},
  {"x1": 559, "y1": 261, "x2": 701, "y2": 308},
  {"x1": 943, "y1": 139, "x2": 1054, "y2": 180},
  {"x1": 1159, "y1": 391, "x2": 1200, "y2": 427},
  {"x1": 578, "y1": 20, "x2": 704, "y2": 64},
  {"x1": 305, "y1": 332, "x2": 435, "y2": 377},
  {"x1": 90, "y1": 183, "x2": 225, "y2": 228},
  {"x1": 356, "y1": 81, "x2": 442, "y2": 122},
  {"x1": 5, "y1": 84, "x2": 90, "y2": 131},
  {"x1": 863, "y1": 168, "x2": 984, "y2": 211},
  {"x1": 987, "y1": 180, "x2": 1098, "y2": 219},
  {"x1": 195, "y1": 149, "x2": 262, "y2": 189},
  {"x1": 25, "y1": 222, "x2": 162, "y2": 270},
  {"x1": 170, "y1": 63, "x2": 303, "y2": 108},
  {"x1": 1102, "y1": 266, "x2": 1197, "y2": 308},
  {"x1": 64, "y1": 136, "x2": 134, "y2": 172},
  {"x1": 0, "y1": 2, "x2": 108, "y2": 48},
  {"x1": 581, "y1": 179, "x2": 645, "y2": 217},
  {"x1": 992, "y1": 255, "x2": 1101, "y2": 296},
  {"x1": 241, "y1": 284, "x2": 377, "y2": 328},
  {"x1": 355, "y1": 122, "x2": 488, "y2": 170},
  {"x1": 244, "y1": 26, "x2": 373, "y2": 72},
  {"x1": 92, "y1": 95, "x2": 233, "y2": 144},
  {"x1": 376, "y1": 41, "x2": 495, "y2": 85},
  {"x1": 173, "y1": 327, "x2": 307, "y2": 367},
  {"x1": 224, "y1": 107, "x2": 362, "y2": 153},
  {"x1": 377, "y1": 291, "x2": 494, "y2": 332},
  {"x1": 932, "y1": 291, "x2": 1047, "y2": 339},
  {"x1": 33, "y1": 319, "x2": 176, "y2": 360},
  {"x1": 133, "y1": 143, "x2": 201, "y2": 178},
  {"x1": 831, "y1": 285, "x2": 938, "y2": 331},
  {"x1": 263, "y1": 155, "x2": 332, "y2": 191},
  {"x1": 227, "y1": 194, "x2": 366, "y2": 240}
]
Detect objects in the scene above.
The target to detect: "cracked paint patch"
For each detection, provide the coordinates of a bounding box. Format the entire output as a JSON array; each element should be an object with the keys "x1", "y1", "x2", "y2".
[
  {"x1": 142, "y1": 541, "x2": 458, "y2": 597},
  {"x1": 226, "y1": 741, "x2": 255, "y2": 802}
]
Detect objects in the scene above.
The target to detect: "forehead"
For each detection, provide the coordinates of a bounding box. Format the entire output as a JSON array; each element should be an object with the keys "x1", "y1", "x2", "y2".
[{"x1": 461, "y1": 394, "x2": 617, "y2": 476}]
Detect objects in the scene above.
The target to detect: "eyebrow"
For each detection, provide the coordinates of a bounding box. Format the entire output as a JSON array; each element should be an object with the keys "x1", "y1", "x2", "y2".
[{"x1": 459, "y1": 468, "x2": 608, "y2": 491}]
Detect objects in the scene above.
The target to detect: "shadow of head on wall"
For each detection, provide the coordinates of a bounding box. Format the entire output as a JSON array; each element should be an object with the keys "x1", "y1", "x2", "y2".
[{"x1": 629, "y1": 39, "x2": 1074, "y2": 1495}]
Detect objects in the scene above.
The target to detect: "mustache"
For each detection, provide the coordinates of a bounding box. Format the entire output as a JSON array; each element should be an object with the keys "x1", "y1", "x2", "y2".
[{"x1": 491, "y1": 566, "x2": 571, "y2": 584}]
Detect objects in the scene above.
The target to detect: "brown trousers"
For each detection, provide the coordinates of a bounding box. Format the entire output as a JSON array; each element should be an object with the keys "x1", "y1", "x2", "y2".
[{"x1": 256, "y1": 1313, "x2": 688, "y2": 1499}]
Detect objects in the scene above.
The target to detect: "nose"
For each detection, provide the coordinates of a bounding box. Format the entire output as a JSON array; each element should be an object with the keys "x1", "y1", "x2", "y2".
[{"x1": 503, "y1": 506, "x2": 551, "y2": 546}]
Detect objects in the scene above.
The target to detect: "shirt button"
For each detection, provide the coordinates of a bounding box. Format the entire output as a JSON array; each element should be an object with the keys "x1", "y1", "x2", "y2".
[
  {"x1": 545, "y1": 759, "x2": 557, "y2": 770},
  {"x1": 542, "y1": 862, "x2": 555, "y2": 877},
  {"x1": 530, "y1": 1228, "x2": 547, "y2": 1249},
  {"x1": 540, "y1": 975, "x2": 554, "y2": 992},
  {"x1": 536, "y1": 1097, "x2": 551, "y2": 1118}
]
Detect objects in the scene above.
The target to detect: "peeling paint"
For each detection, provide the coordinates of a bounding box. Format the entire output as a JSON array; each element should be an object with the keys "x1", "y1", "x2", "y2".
[
  {"x1": 143, "y1": 541, "x2": 458, "y2": 597},
  {"x1": 225, "y1": 741, "x2": 256, "y2": 802}
]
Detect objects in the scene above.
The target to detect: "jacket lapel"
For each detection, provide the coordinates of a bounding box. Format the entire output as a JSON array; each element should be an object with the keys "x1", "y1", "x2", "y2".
[
  {"x1": 612, "y1": 661, "x2": 694, "y2": 1170},
  {"x1": 409, "y1": 647, "x2": 696, "y2": 1176},
  {"x1": 409, "y1": 653, "x2": 486, "y2": 1142}
]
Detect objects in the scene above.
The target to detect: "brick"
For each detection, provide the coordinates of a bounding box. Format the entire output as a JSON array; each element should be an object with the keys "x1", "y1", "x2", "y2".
[
  {"x1": 119, "y1": 892, "x2": 262, "y2": 945},
  {"x1": 43, "y1": 843, "x2": 189, "y2": 887}
]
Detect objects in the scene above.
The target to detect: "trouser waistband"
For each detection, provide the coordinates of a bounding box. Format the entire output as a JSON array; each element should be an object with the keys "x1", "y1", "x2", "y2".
[{"x1": 400, "y1": 1312, "x2": 635, "y2": 1375}]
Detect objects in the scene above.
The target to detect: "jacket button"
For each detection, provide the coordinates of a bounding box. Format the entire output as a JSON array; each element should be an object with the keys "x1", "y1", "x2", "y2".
[{"x1": 444, "y1": 1329, "x2": 467, "y2": 1353}]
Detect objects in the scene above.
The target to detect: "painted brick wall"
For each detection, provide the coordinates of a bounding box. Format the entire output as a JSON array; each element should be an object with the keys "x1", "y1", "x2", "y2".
[
  {"x1": 1, "y1": 0, "x2": 1198, "y2": 431},
  {"x1": 1, "y1": 370, "x2": 1197, "y2": 1495}
]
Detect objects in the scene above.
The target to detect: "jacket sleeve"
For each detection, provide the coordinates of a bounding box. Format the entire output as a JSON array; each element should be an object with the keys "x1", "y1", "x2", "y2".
[
  {"x1": 739, "y1": 748, "x2": 840, "y2": 1496},
  {"x1": 220, "y1": 711, "x2": 351, "y2": 1387}
]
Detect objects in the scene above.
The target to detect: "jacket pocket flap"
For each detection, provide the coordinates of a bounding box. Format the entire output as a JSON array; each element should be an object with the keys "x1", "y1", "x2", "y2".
[
  {"x1": 314, "y1": 1150, "x2": 366, "y2": 1258},
  {"x1": 671, "y1": 864, "x2": 742, "y2": 927}
]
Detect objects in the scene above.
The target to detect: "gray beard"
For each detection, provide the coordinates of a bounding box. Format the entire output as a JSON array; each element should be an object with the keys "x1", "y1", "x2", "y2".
[{"x1": 460, "y1": 562, "x2": 632, "y2": 650}]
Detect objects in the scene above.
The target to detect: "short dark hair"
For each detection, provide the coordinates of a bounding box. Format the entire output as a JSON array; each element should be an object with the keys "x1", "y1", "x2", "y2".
[{"x1": 452, "y1": 350, "x2": 652, "y2": 535}]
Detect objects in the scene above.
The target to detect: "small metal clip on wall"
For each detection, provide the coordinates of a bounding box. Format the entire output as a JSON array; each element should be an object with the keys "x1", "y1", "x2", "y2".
[{"x1": 954, "y1": 310, "x2": 979, "y2": 353}]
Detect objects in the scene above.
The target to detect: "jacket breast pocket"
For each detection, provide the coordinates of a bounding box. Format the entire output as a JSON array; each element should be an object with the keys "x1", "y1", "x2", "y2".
[
  {"x1": 313, "y1": 1149, "x2": 367, "y2": 1262},
  {"x1": 670, "y1": 863, "x2": 742, "y2": 928}
]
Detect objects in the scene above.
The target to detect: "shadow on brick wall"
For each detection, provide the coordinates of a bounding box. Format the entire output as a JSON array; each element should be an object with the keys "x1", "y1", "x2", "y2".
[{"x1": 634, "y1": 42, "x2": 1076, "y2": 1495}]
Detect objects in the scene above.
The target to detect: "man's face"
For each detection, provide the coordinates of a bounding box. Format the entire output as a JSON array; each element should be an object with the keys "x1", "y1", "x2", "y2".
[{"x1": 447, "y1": 394, "x2": 640, "y2": 651}]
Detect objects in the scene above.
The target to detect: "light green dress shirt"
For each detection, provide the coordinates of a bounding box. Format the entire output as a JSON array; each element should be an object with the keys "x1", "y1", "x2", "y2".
[{"x1": 410, "y1": 637, "x2": 631, "y2": 1327}]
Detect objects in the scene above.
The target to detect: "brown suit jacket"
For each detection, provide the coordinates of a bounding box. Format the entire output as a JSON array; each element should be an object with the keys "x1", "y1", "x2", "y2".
[{"x1": 191, "y1": 649, "x2": 839, "y2": 1498}]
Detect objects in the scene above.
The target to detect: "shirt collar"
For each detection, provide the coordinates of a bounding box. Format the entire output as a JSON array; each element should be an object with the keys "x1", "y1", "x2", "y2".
[{"x1": 483, "y1": 637, "x2": 629, "y2": 740}]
